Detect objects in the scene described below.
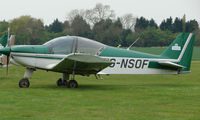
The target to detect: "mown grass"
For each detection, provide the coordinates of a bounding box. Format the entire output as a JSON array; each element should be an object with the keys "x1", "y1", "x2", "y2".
[{"x1": 0, "y1": 61, "x2": 200, "y2": 120}]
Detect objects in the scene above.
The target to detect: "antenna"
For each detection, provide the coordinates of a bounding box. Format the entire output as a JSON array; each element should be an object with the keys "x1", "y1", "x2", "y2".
[
  {"x1": 117, "y1": 44, "x2": 121, "y2": 48},
  {"x1": 127, "y1": 37, "x2": 140, "y2": 50}
]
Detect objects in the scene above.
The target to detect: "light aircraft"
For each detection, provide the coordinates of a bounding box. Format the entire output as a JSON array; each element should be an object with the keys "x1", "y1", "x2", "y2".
[{"x1": 0, "y1": 33, "x2": 195, "y2": 88}]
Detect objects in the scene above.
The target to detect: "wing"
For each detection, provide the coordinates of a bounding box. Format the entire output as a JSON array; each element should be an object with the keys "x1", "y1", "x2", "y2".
[{"x1": 50, "y1": 53, "x2": 112, "y2": 75}]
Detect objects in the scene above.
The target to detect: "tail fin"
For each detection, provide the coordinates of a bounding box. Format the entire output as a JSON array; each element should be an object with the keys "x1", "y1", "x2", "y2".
[{"x1": 161, "y1": 33, "x2": 195, "y2": 73}]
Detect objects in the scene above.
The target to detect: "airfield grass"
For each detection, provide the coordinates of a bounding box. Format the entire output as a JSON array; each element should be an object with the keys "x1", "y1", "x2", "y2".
[
  {"x1": 0, "y1": 47, "x2": 200, "y2": 120},
  {"x1": 0, "y1": 61, "x2": 199, "y2": 120}
]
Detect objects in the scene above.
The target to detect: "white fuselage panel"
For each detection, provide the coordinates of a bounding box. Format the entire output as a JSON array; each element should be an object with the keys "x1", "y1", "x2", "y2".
[{"x1": 98, "y1": 57, "x2": 178, "y2": 75}]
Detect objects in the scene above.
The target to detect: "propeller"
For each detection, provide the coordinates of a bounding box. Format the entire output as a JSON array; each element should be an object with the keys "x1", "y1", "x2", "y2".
[
  {"x1": 6, "y1": 54, "x2": 9, "y2": 75},
  {"x1": 0, "y1": 28, "x2": 13, "y2": 75},
  {"x1": 6, "y1": 28, "x2": 10, "y2": 75},
  {"x1": 6, "y1": 46, "x2": 11, "y2": 75},
  {"x1": 6, "y1": 42, "x2": 12, "y2": 75},
  {"x1": 0, "y1": 47, "x2": 11, "y2": 75},
  {"x1": 5, "y1": 28, "x2": 14, "y2": 75}
]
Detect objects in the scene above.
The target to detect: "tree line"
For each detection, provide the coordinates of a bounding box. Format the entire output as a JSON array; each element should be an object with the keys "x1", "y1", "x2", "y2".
[{"x1": 0, "y1": 3, "x2": 199, "y2": 47}]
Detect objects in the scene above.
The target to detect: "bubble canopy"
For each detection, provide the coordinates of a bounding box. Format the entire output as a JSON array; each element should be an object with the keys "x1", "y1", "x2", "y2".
[{"x1": 43, "y1": 36, "x2": 106, "y2": 55}]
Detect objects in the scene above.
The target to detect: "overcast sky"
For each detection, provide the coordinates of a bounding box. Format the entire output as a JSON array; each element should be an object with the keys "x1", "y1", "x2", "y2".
[{"x1": 0, "y1": 0, "x2": 199, "y2": 25}]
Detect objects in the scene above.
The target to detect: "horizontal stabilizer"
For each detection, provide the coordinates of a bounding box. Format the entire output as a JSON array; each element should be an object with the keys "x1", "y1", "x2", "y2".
[{"x1": 158, "y1": 61, "x2": 185, "y2": 69}]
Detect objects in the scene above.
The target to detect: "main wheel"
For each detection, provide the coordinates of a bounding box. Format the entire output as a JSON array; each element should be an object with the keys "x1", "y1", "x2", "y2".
[
  {"x1": 56, "y1": 78, "x2": 63, "y2": 86},
  {"x1": 63, "y1": 80, "x2": 68, "y2": 86},
  {"x1": 67, "y1": 80, "x2": 78, "y2": 88},
  {"x1": 19, "y1": 78, "x2": 30, "y2": 88}
]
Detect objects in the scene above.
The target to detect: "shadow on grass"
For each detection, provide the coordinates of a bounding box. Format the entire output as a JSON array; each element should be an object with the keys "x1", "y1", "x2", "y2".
[
  {"x1": 140, "y1": 83, "x2": 197, "y2": 88},
  {"x1": 28, "y1": 82, "x2": 197, "y2": 91},
  {"x1": 30, "y1": 84, "x2": 129, "y2": 91}
]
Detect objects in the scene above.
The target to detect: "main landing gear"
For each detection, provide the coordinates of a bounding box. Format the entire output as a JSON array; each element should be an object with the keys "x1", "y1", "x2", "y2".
[{"x1": 56, "y1": 72, "x2": 78, "y2": 88}]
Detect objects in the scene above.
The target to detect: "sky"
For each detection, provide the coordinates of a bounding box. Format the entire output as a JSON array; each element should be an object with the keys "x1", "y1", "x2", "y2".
[{"x1": 0, "y1": 0, "x2": 199, "y2": 25}]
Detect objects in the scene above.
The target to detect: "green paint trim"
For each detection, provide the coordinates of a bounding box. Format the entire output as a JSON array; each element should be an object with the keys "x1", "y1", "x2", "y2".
[
  {"x1": 99, "y1": 46, "x2": 163, "y2": 59},
  {"x1": 11, "y1": 45, "x2": 51, "y2": 54},
  {"x1": 12, "y1": 54, "x2": 63, "y2": 60}
]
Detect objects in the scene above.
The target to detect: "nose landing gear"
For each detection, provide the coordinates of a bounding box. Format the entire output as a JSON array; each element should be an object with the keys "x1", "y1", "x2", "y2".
[
  {"x1": 19, "y1": 78, "x2": 30, "y2": 88},
  {"x1": 19, "y1": 68, "x2": 35, "y2": 88}
]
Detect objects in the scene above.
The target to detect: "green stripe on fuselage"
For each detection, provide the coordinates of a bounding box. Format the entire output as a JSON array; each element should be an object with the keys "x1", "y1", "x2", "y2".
[
  {"x1": 12, "y1": 54, "x2": 63, "y2": 60},
  {"x1": 99, "y1": 46, "x2": 165, "y2": 59},
  {"x1": 11, "y1": 45, "x2": 51, "y2": 54}
]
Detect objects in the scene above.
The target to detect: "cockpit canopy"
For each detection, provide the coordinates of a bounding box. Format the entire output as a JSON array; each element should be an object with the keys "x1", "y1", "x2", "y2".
[{"x1": 44, "y1": 36, "x2": 106, "y2": 55}]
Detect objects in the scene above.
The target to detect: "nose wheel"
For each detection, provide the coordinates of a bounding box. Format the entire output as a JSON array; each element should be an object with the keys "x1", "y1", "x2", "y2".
[{"x1": 19, "y1": 78, "x2": 30, "y2": 88}]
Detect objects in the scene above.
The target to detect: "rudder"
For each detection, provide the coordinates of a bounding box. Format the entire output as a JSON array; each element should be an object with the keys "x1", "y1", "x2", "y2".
[{"x1": 161, "y1": 33, "x2": 195, "y2": 73}]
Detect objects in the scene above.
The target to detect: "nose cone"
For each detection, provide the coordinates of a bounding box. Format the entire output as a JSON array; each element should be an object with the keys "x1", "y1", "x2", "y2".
[{"x1": 0, "y1": 47, "x2": 10, "y2": 55}]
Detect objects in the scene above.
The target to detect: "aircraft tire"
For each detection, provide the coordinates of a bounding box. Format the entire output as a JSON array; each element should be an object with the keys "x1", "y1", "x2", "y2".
[
  {"x1": 19, "y1": 78, "x2": 30, "y2": 88},
  {"x1": 57, "y1": 78, "x2": 63, "y2": 86},
  {"x1": 63, "y1": 80, "x2": 68, "y2": 86},
  {"x1": 67, "y1": 80, "x2": 78, "y2": 88}
]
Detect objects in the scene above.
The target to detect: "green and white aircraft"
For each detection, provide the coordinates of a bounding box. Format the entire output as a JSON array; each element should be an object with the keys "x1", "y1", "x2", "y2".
[{"x1": 0, "y1": 33, "x2": 195, "y2": 88}]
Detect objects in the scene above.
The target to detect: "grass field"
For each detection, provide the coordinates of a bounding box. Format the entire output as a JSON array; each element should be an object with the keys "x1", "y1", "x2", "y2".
[
  {"x1": 0, "y1": 63, "x2": 200, "y2": 120},
  {"x1": 0, "y1": 47, "x2": 199, "y2": 120}
]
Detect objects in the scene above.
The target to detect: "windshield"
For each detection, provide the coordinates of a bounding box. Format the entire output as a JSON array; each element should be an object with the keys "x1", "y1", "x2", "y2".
[
  {"x1": 44, "y1": 36, "x2": 106, "y2": 55},
  {"x1": 44, "y1": 36, "x2": 74, "y2": 54}
]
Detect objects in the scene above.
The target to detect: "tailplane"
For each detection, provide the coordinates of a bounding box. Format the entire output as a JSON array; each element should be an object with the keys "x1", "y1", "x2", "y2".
[{"x1": 161, "y1": 33, "x2": 195, "y2": 73}]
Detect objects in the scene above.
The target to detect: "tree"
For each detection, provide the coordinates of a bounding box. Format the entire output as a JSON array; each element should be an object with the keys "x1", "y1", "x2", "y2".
[
  {"x1": 90, "y1": 3, "x2": 115, "y2": 24},
  {"x1": 186, "y1": 20, "x2": 199, "y2": 32},
  {"x1": 160, "y1": 17, "x2": 173, "y2": 31},
  {"x1": 165, "y1": 17, "x2": 173, "y2": 31},
  {"x1": 71, "y1": 15, "x2": 92, "y2": 38},
  {"x1": 149, "y1": 19, "x2": 158, "y2": 28},
  {"x1": 10, "y1": 15, "x2": 44, "y2": 45},
  {"x1": 160, "y1": 20, "x2": 166, "y2": 31},
  {"x1": 120, "y1": 13, "x2": 136, "y2": 31},
  {"x1": 63, "y1": 20, "x2": 70, "y2": 33},
  {"x1": 92, "y1": 19, "x2": 112, "y2": 43},
  {"x1": 0, "y1": 21, "x2": 9, "y2": 36},
  {"x1": 172, "y1": 17, "x2": 182, "y2": 33},
  {"x1": 134, "y1": 17, "x2": 149, "y2": 32},
  {"x1": 194, "y1": 29, "x2": 200, "y2": 46},
  {"x1": 92, "y1": 19, "x2": 123, "y2": 46},
  {"x1": 67, "y1": 9, "x2": 86, "y2": 24},
  {"x1": 47, "y1": 19, "x2": 63, "y2": 33},
  {"x1": 126, "y1": 27, "x2": 175, "y2": 47},
  {"x1": 66, "y1": 3, "x2": 115, "y2": 27}
]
